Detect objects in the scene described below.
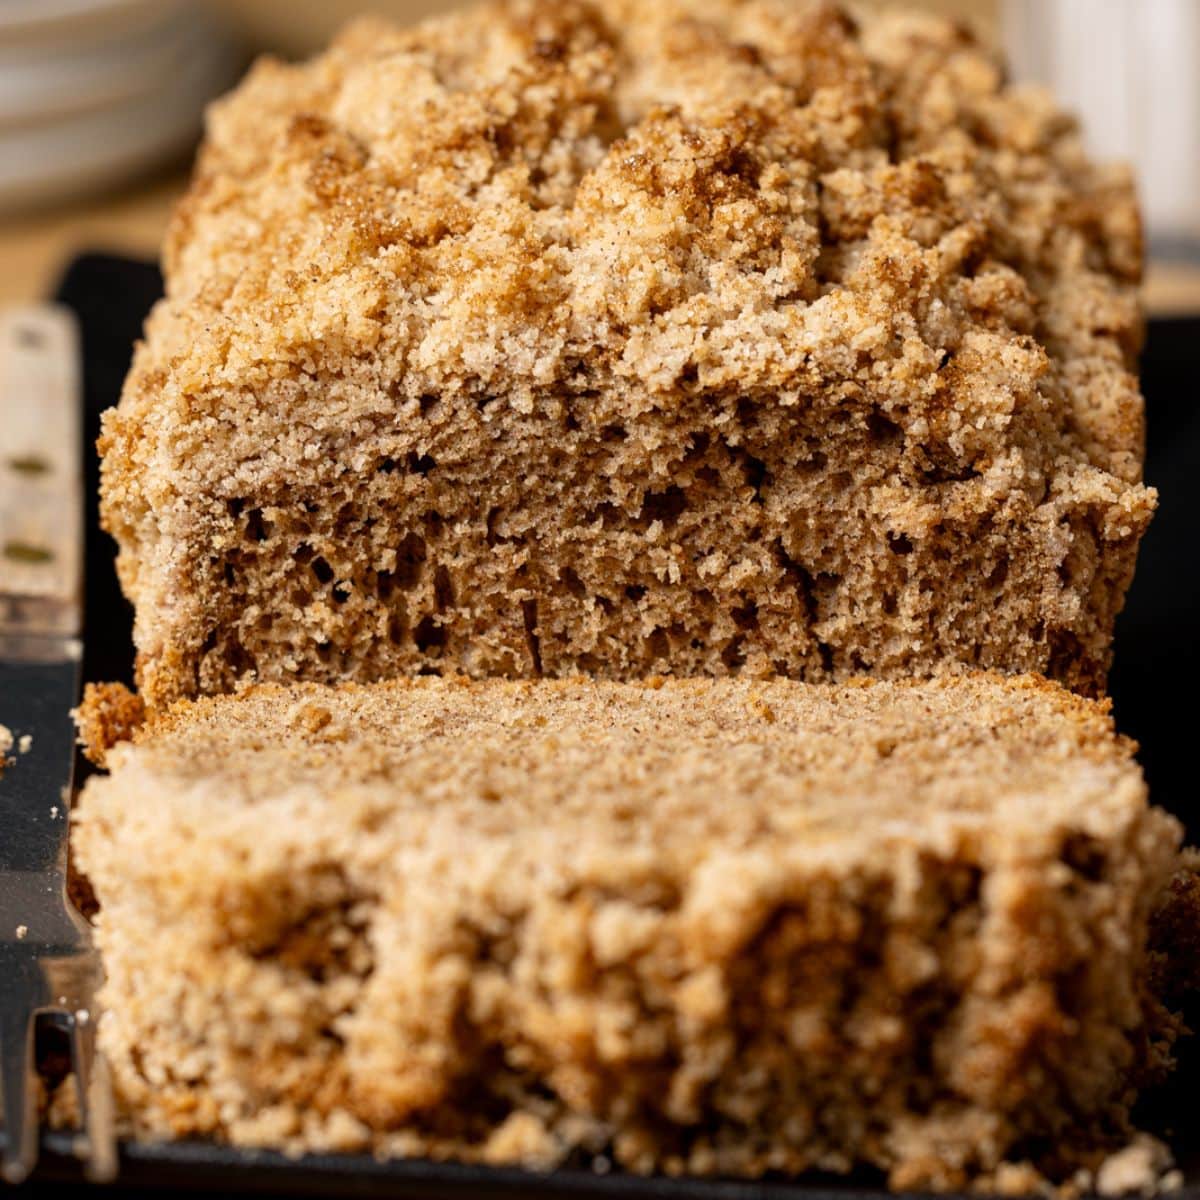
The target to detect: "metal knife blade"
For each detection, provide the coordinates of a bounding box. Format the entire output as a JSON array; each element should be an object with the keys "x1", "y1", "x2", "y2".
[
  {"x1": 0, "y1": 304, "x2": 106, "y2": 1185},
  {"x1": 0, "y1": 304, "x2": 83, "y2": 882}
]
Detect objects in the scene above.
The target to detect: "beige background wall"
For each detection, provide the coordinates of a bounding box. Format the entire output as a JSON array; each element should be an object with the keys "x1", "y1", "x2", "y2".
[{"x1": 211, "y1": 0, "x2": 1000, "y2": 59}]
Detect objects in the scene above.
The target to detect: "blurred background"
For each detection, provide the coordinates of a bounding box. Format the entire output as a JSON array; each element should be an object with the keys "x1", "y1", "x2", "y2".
[
  {"x1": 1, "y1": 0, "x2": 1197, "y2": 814},
  {"x1": 220, "y1": 0, "x2": 998, "y2": 57},
  {"x1": 218, "y1": 0, "x2": 990, "y2": 56}
]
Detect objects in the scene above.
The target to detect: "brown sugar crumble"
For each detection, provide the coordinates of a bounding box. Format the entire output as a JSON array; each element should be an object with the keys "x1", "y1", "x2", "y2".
[
  {"x1": 100, "y1": 0, "x2": 1154, "y2": 712},
  {"x1": 75, "y1": 682, "x2": 146, "y2": 768},
  {"x1": 73, "y1": 673, "x2": 1193, "y2": 1190}
]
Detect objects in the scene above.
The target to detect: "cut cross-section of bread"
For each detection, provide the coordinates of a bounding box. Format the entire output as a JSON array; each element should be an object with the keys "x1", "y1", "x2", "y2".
[
  {"x1": 99, "y1": 0, "x2": 1154, "y2": 710},
  {"x1": 73, "y1": 673, "x2": 1189, "y2": 1189}
]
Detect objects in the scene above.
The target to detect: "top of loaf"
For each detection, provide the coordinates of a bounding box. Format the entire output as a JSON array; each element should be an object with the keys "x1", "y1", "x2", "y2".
[{"x1": 108, "y1": 0, "x2": 1144, "y2": 484}]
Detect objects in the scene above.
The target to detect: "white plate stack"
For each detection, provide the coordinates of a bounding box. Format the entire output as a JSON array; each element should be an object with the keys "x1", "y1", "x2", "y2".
[{"x1": 0, "y1": 0, "x2": 237, "y2": 214}]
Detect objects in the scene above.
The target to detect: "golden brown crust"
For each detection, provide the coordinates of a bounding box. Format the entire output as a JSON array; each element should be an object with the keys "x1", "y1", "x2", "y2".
[
  {"x1": 74, "y1": 682, "x2": 146, "y2": 768},
  {"x1": 75, "y1": 672, "x2": 1186, "y2": 1187},
  {"x1": 100, "y1": 0, "x2": 1154, "y2": 711}
]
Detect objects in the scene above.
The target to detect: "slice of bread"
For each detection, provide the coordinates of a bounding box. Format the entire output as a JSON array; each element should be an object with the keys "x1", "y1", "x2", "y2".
[
  {"x1": 100, "y1": 0, "x2": 1153, "y2": 711},
  {"x1": 73, "y1": 672, "x2": 1188, "y2": 1189}
]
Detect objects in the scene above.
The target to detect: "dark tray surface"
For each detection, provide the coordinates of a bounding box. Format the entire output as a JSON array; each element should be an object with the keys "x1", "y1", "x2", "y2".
[{"x1": 32, "y1": 1132, "x2": 893, "y2": 1198}]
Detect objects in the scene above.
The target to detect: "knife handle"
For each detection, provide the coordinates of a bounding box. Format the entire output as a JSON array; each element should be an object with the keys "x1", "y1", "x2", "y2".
[{"x1": 0, "y1": 305, "x2": 82, "y2": 642}]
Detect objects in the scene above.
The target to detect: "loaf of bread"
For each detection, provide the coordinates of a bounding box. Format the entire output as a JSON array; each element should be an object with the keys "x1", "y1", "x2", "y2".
[
  {"x1": 74, "y1": 673, "x2": 1189, "y2": 1189},
  {"x1": 100, "y1": 0, "x2": 1154, "y2": 711}
]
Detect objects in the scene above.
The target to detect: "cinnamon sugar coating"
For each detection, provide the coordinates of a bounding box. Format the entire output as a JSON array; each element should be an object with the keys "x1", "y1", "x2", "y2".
[
  {"x1": 100, "y1": 0, "x2": 1153, "y2": 709},
  {"x1": 73, "y1": 673, "x2": 1188, "y2": 1188}
]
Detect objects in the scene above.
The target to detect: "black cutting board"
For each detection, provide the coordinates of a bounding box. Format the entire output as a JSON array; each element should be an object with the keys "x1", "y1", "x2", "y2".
[{"x1": 17, "y1": 254, "x2": 1198, "y2": 1198}]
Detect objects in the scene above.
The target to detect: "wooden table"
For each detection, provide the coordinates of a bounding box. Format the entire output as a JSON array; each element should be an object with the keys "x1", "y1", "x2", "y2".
[
  {"x1": 0, "y1": 173, "x2": 186, "y2": 310},
  {"x1": 3, "y1": 169, "x2": 1198, "y2": 314}
]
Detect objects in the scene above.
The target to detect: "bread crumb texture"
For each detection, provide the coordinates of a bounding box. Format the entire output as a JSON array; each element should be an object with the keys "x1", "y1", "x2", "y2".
[
  {"x1": 74, "y1": 673, "x2": 1190, "y2": 1188},
  {"x1": 100, "y1": 0, "x2": 1154, "y2": 711},
  {"x1": 75, "y1": 682, "x2": 146, "y2": 767},
  {"x1": 1094, "y1": 1136, "x2": 1177, "y2": 1198}
]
